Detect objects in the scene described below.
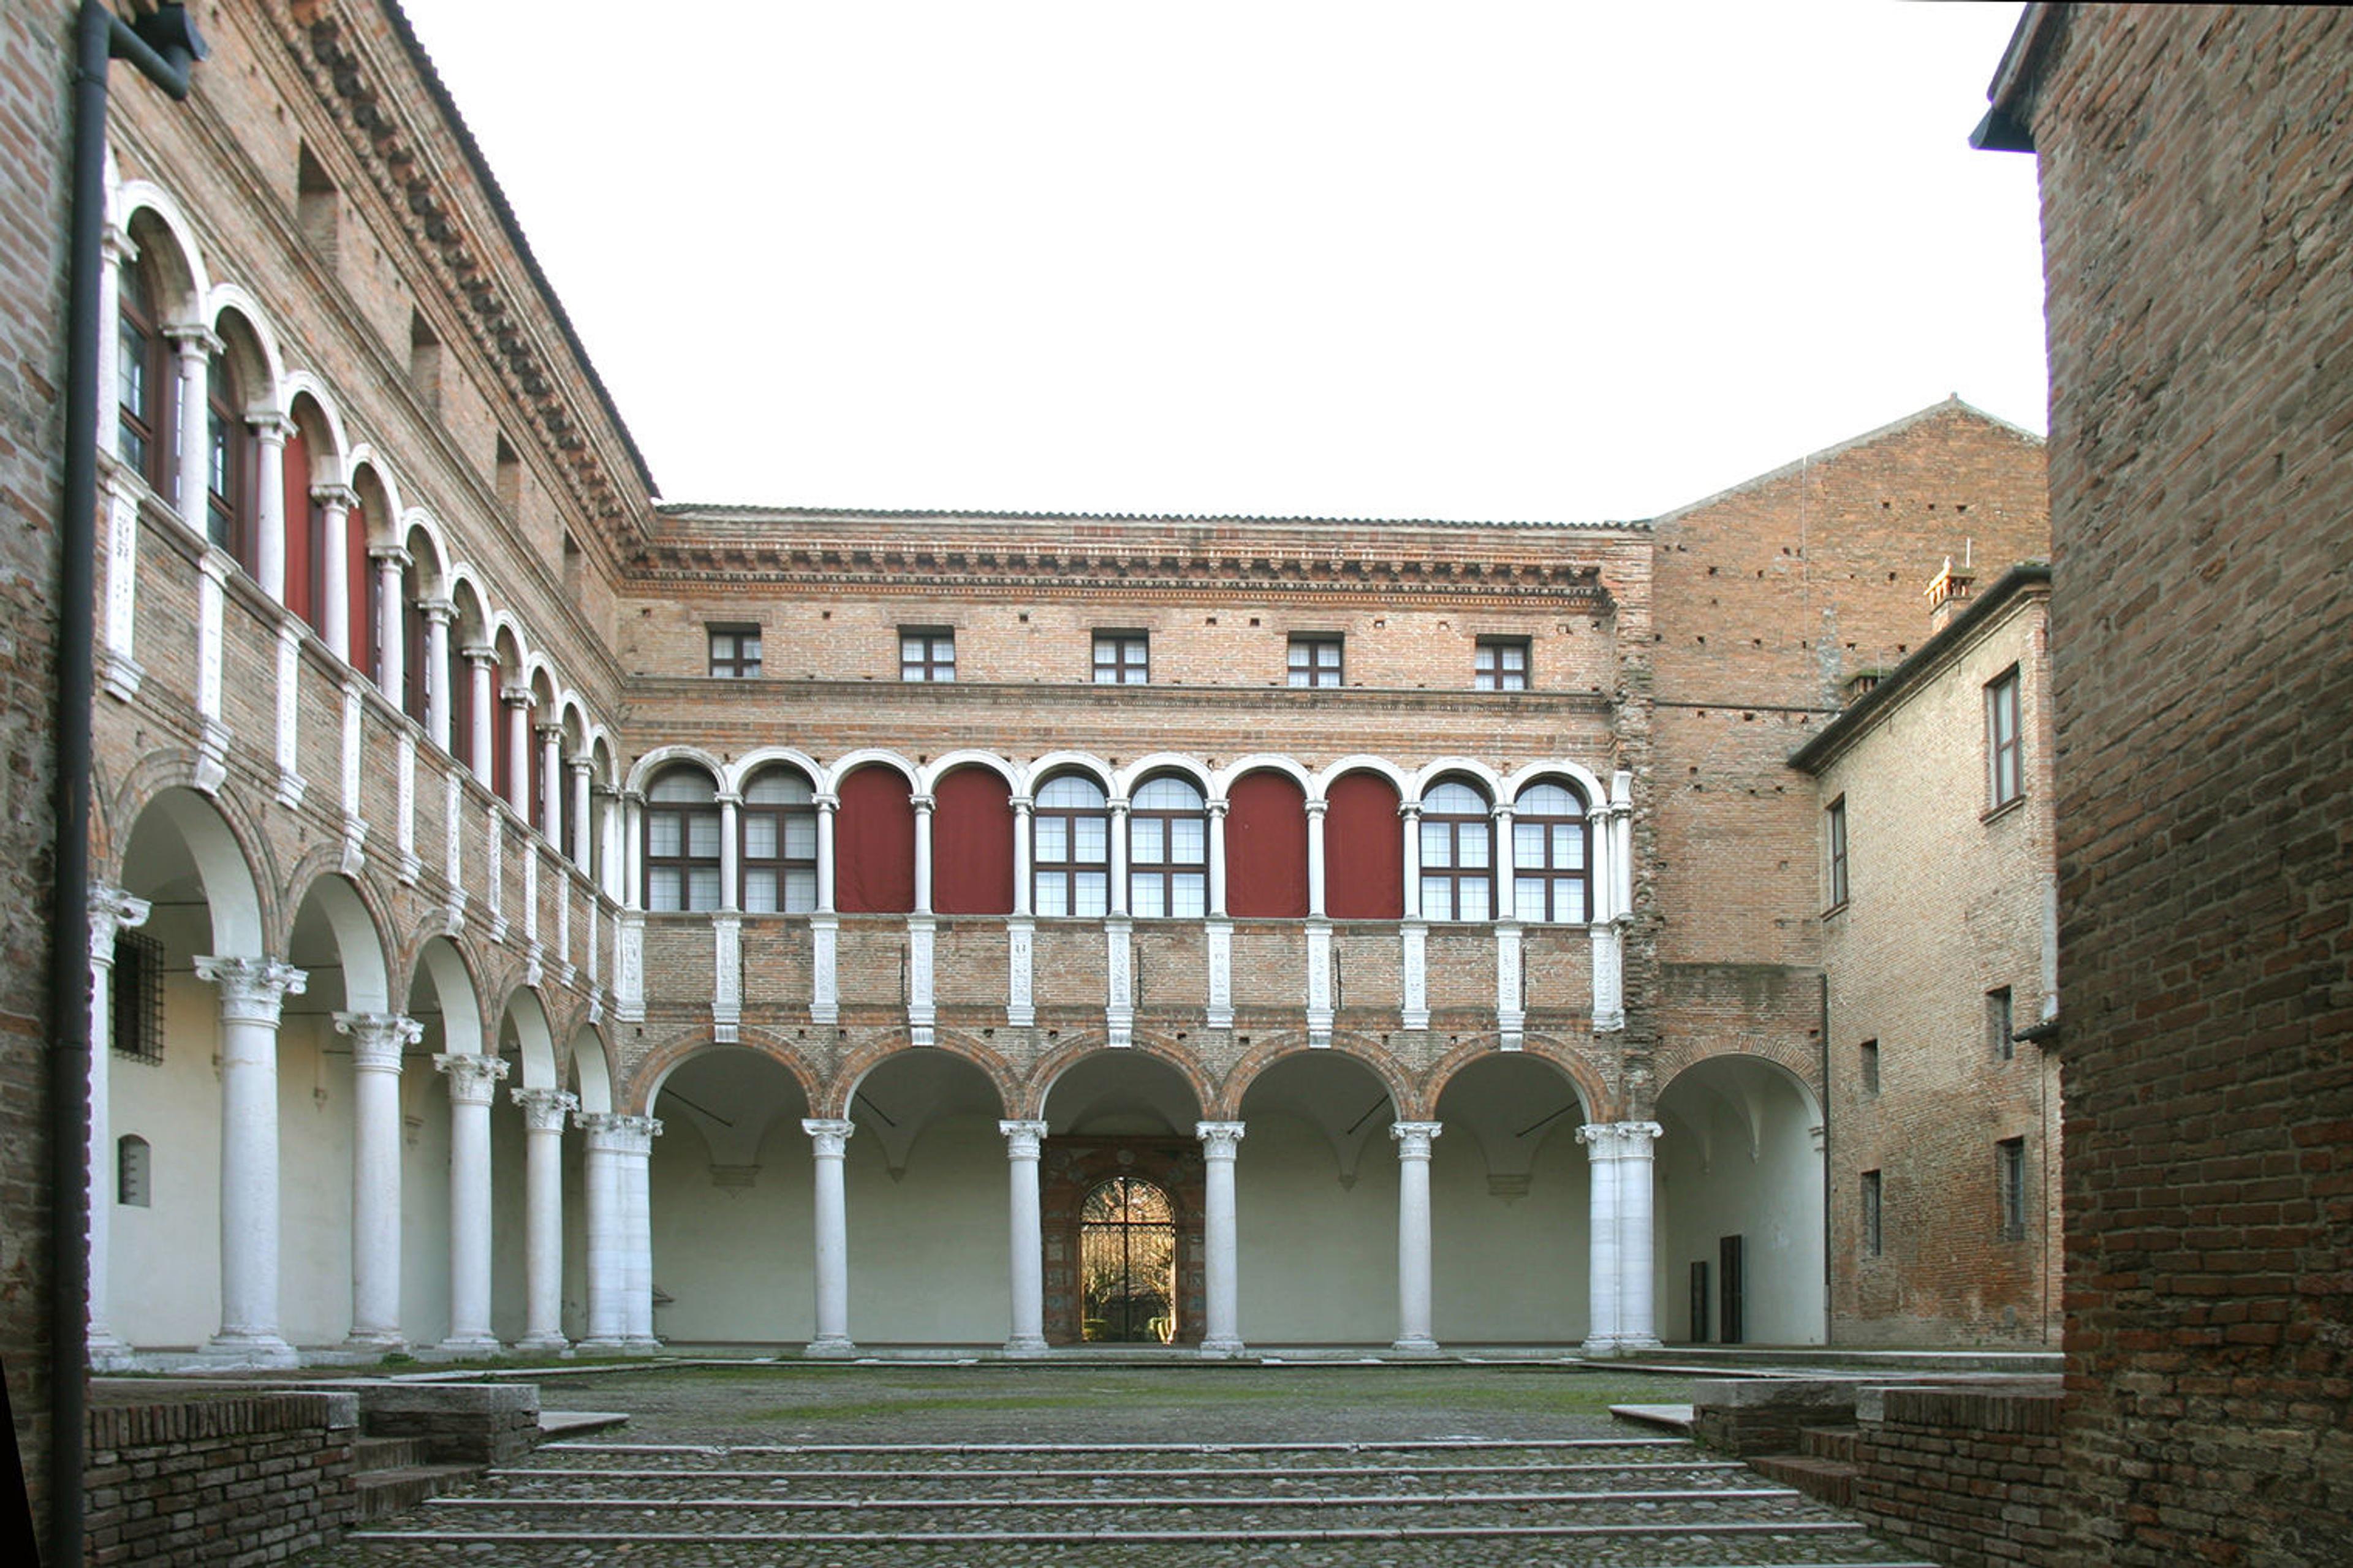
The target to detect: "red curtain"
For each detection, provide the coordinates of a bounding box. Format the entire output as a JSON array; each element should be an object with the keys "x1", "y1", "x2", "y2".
[
  {"x1": 932, "y1": 766, "x2": 1014, "y2": 914},
  {"x1": 447, "y1": 634, "x2": 471, "y2": 765},
  {"x1": 1227, "y1": 770, "x2": 1308, "y2": 917},
  {"x1": 347, "y1": 501, "x2": 374, "y2": 678},
  {"x1": 489, "y1": 655, "x2": 510, "y2": 798},
  {"x1": 283, "y1": 428, "x2": 314, "y2": 625},
  {"x1": 836, "y1": 765, "x2": 915, "y2": 913},
  {"x1": 1325, "y1": 770, "x2": 1403, "y2": 918},
  {"x1": 403, "y1": 597, "x2": 428, "y2": 722}
]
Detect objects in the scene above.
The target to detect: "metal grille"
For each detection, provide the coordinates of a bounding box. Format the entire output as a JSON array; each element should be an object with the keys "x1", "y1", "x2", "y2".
[
  {"x1": 113, "y1": 931, "x2": 164, "y2": 1064},
  {"x1": 1079, "y1": 1176, "x2": 1176, "y2": 1343}
]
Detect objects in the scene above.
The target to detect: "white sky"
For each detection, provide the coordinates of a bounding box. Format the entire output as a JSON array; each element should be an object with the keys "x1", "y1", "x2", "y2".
[{"x1": 392, "y1": 1, "x2": 2045, "y2": 523}]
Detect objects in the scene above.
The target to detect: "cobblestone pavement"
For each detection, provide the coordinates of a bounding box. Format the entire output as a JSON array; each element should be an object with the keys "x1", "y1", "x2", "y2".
[{"x1": 301, "y1": 1361, "x2": 1935, "y2": 1567}]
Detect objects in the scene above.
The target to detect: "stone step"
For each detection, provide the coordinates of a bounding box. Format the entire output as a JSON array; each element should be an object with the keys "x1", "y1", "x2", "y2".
[
  {"x1": 1803, "y1": 1424, "x2": 1861, "y2": 1463},
  {"x1": 352, "y1": 1434, "x2": 430, "y2": 1472},
  {"x1": 355, "y1": 1462, "x2": 488, "y2": 1520},
  {"x1": 1750, "y1": 1451, "x2": 1860, "y2": 1509}
]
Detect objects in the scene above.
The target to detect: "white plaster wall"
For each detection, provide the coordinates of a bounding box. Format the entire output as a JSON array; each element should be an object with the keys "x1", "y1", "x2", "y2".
[
  {"x1": 276, "y1": 1011, "x2": 356, "y2": 1346},
  {"x1": 1655, "y1": 1080, "x2": 1826, "y2": 1344},
  {"x1": 108, "y1": 966, "x2": 222, "y2": 1348},
  {"x1": 488, "y1": 1087, "x2": 528, "y2": 1344},
  {"x1": 1237, "y1": 1110, "x2": 1398, "y2": 1344},
  {"x1": 844, "y1": 1112, "x2": 1009, "y2": 1343},
  {"x1": 398, "y1": 1056, "x2": 453, "y2": 1346},
  {"x1": 562, "y1": 1134, "x2": 589, "y2": 1341},
  {"x1": 1430, "y1": 1124, "x2": 1591, "y2": 1343},
  {"x1": 649, "y1": 1108, "x2": 814, "y2": 1343}
]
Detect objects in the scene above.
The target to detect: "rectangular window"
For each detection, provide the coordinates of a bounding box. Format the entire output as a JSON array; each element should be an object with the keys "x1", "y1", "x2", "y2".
[
  {"x1": 1998, "y1": 1138, "x2": 2028, "y2": 1240},
  {"x1": 901, "y1": 627, "x2": 956, "y2": 683},
  {"x1": 113, "y1": 931, "x2": 165, "y2": 1064},
  {"x1": 708, "y1": 624, "x2": 762, "y2": 679},
  {"x1": 1093, "y1": 631, "x2": 1148, "y2": 685},
  {"x1": 1862, "y1": 1170, "x2": 1883, "y2": 1257},
  {"x1": 1826, "y1": 797, "x2": 1849, "y2": 909},
  {"x1": 1287, "y1": 634, "x2": 1343, "y2": 687},
  {"x1": 1859, "y1": 1038, "x2": 1880, "y2": 1095},
  {"x1": 1988, "y1": 986, "x2": 2015, "y2": 1062},
  {"x1": 1474, "y1": 637, "x2": 1529, "y2": 691},
  {"x1": 1987, "y1": 666, "x2": 2023, "y2": 809}
]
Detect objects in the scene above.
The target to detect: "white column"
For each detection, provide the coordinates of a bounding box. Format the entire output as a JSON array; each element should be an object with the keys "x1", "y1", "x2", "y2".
[
  {"x1": 512, "y1": 1088, "x2": 578, "y2": 1352},
  {"x1": 250, "y1": 414, "x2": 293, "y2": 604},
  {"x1": 420, "y1": 600, "x2": 455, "y2": 753},
  {"x1": 1615, "y1": 1120, "x2": 1664, "y2": 1351},
  {"x1": 1001, "y1": 1119, "x2": 1048, "y2": 1355},
  {"x1": 1008, "y1": 795, "x2": 1035, "y2": 1026},
  {"x1": 192, "y1": 956, "x2": 306, "y2": 1365},
  {"x1": 313, "y1": 483, "x2": 356, "y2": 661},
  {"x1": 371, "y1": 545, "x2": 409, "y2": 697},
  {"x1": 1108, "y1": 800, "x2": 1131, "y2": 917},
  {"x1": 1010, "y1": 796, "x2": 1034, "y2": 917},
  {"x1": 1400, "y1": 801, "x2": 1423, "y2": 920},
  {"x1": 618, "y1": 1115, "x2": 662, "y2": 1347},
  {"x1": 1305, "y1": 798, "x2": 1328, "y2": 918},
  {"x1": 165, "y1": 327, "x2": 219, "y2": 523},
  {"x1": 539, "y1": 724, "x2": 565, "y2": 846},
  {"x1": 1391, "y1": 1121, "x2": 1442, "y2": 1354},
  {"x1": 1612, "y1": 770, "x2": 1635, "y2": 918},
  {"x1": 97, "y1": 225, "x2": 129, "y2": 463},
  {"x1": 194, "y1": 554, "x2": 230, "y2": 793},
  {"x1": 1196, "y1": 1121, "x2": 1245, "y2": 1357},
  {"x1": 502, "y1": 686, "x2": 535, "y2": 817},
  {"x1": 813, "y1": 793, "x2": 839, "y2": 913},
  {"x1": 1207, "y1": 800, "x2": 1229, "y2": 917},
  {"x1": 336, "y1": 1012, "x2": 420, "y2": 1350},
  {"x1": 716, "y1": 792, "x2": 741, "y2": 909},
  {"x1": 804, "y1": 1118, "x2": 855, "y2": 1355},
  {"x1": 622, "y1": 791, "x2": 646, "y2": 907},
  {"x1": 575, "y1": 1112, "x2": 630, "y2": 1349},
  {"x1": 86, "y1": 886, "x2": 151, "y2": 1365},
  {"x1": 569, "y1": 759, "x2": 594, "y2": 869},
  {"x1": 434, "y1": 1051, "x2": 510, "y2": 1352},
  {"x1": 463, "y1": 647, "x2": 496, "y2": 784},
  {"x1": 911, "y1": 793, "x2": 936, "y2": 914},
  {"x1": 1580, "y1": 1123, "x2": 1621, "y2": 1354}
]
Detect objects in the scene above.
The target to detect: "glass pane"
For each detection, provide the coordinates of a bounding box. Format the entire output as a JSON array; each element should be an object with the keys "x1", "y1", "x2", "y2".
[
  {"x1": 1132, "y1": 877, "x2": 1165, "y2": 919},
  {"x1": 1421, "y1": 876, "x2": 1453, "y2": 921},
  {"x1": 743, "y1": 816, "x2": 779, "y2": 858},
  {"x1": 1474, "y1": 645, "x2": 1496, "y2": 672},
  {"x1": 748, "y1": 771, "x2": 812, "y2": 805},
  {"x1": 1518, "y1": 782, "x2": 1578, "y2": 816},
  {"x1": 1316, "y1": 642, "x2": 1341, "y2": 668},
  {"x1": 740, "y1": 635, "x2": 762, "y2": 662},
  {"x1": 1074, "y1": 816, "x2": 1108, "y2": 865},
  {"x1": 1075, "y1": 873, "x2": 1108, "y2": 918},
  {"x1": 1460, "y1": 822, "x2": 1489, "y2": 869},
  {"x1": 1427, "y1": 781, "x2": 1485, "y2": 814},
  {"x1": 1287, "y1": 643, "x2": 1312, "y2": 670},
  {"x1": 649, "y1": 868, "x2": 682, "y2": 912},
  {"x1": 651, "y1": 771, "x2": 714, "y2": 803},
  {"x1": 1515, "y1": 821, "x2": 1544, "y2": 868},
  {"x1": 1421, "y1": 820, "x2": 1451, "y2": 867},
  {"x1": 1039, "y1": 775, "x2": 1105, "y2": 808},
  {"x1": 931, "y1": 637, "x2": 955, "y2": 664},
  {"x1": 1170, "y1": 818, "x2": 1205, "y2": 864},
  {"x1": 1501, "y1": 643, "x2": 1526, "y2": 671},
  {"x1": 1562, "y1": 875, "x2": 1586, "y2": 920},
  {"x1": 1036, "y1": 817, "x2": 1068, "y2": 863},
  {"x1": 688, "y1": 868, "x2": 721, "y2": 911},
  {"x1": 687, "y1": 812, "x2": 721, "y2": 858},
  {"x1": 1135, "y1": 777, "x2": 1202, "y2": 810},
  {"x1": 710, "y1": 632, "x2": 735, "y2": 661},
  {"x1": 1287, "y1": 668, "x2": 1313, "y2": 687},
  {"x1": 785, "y1": 869, "x2": 817, "y2": 912},
  {"x1": 744, "y1": 870, "x2": 777, "y2": 913},
  {"x1": 1172, "y1": 874, "x2": 1207, "y2": 918},
  {"x1": 1036, "y1": 876, "x2": 1069, "y2": 918},
  {"x1": 1516, "y1": 877, "x2": 1548, "y2": 922},
  {"x1": 1555, "y1": 824, "x2": 1585, "y2": 869},
  {"x1": 649, "y1": 814, "x2": 683, "y2": 857},
  {"x1": 784, "y1": 816, "x2": 817, "y2": 859},
  {"x1": 1460, "y1": 875, "x2": 1490, "y2": 916},
  {"x1": 1131, "y1": 817, "x2": 1164, "y2": 865}
]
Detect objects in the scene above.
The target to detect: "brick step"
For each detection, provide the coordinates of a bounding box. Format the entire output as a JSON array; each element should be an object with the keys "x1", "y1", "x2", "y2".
[
  {"x1": 352, "y1": 1434, "x2": 430, "y2": 1472},
  {"x1": 1802, "y1": 1424, "x2": 1860, "y2": 1463},
  {"x1": 356, "y1": 1462, "x2": 488, "y2": 1520},
  {"x1": 1749, "y1": 1452, "x2": 1858, "y2": 1509}
]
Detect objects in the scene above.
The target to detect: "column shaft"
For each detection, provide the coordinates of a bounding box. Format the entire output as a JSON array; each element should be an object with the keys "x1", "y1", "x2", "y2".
[
  {"x1": 194, "y1": 956, "x2": 306, "y2": 1365},
  {"x1": 1001, "y1": 1120, "x2": 1048, "y2": 1354},
  {"x1": 805, "y1": 1118, "x2": 855, "y2": 1354},
  {"x1": 1196, "y1": 1121, "x2": 1245, "y2": 1356},
  {"x1": 436, "y1": 1051, "x2": 510, "y2": 1351},
  {"x1": 339, "y1": 1013, "x2": 419, "y2": 1349},
  {"x1": 1392, "y1": 1121, "x2": 1441, "y2": 1354},
  {"x1": 513, "y1": 1089, "x2": 578, "y2": 1351}
]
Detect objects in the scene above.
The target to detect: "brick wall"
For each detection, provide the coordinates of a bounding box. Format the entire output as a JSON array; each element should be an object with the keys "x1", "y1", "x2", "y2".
[
  {"x1": 2003, "y1": 6, "x2": 2353, "y2": 1562},
  {"x1": 83, "y1": 1390, "x2": 358, "y2": 1566},
  {"x1": 1848, "y1": 1382, "x2": 2063, "y2": 1568}
]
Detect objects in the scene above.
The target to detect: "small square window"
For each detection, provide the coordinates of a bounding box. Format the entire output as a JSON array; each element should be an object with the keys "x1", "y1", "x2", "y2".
[
  {"x1": 1987, "y1": 666, "x2": 2023, "y2": 808},
  {"x1": 1093, "y1": 631, "x2": 1148, "y2": 685},
  {"x1": 1862, "y1": 1170, "x2": 1884, "y2": 1257},
  {"x1": 1998, "y1": 1138, "x2": 2028, "y2": 1240},
  {"x1": 1988, "y1": 986, "x2": 2015, "y2": 1062},
  {"x1": 1826, "y1": 797, "x2": 1849, "y2": 910},
  {"x1": 1474, "y1": 638, "x2": 1529, "y2": 691},
  {"x1": 1859, "y1": 1038, "x2": 1880, "y2": 1094},
  {"x1": 901, "y1": 627, "x2": 957, "y2": 683},
  {"x1": 708, "y1": 624, "x2": 762, "y2": 679},
  {"x1": 1287, "y1": 634, "x2": 1343, "y2": 687}
]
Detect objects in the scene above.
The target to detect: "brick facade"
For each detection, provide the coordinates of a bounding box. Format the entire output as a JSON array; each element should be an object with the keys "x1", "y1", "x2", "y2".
[
  {"x1": 83, "y1": 1390, "x2": 358, "y2": 1565},
  {"x1": 1991, "y1": 5, "x2": 2353, "y2": 1562}
]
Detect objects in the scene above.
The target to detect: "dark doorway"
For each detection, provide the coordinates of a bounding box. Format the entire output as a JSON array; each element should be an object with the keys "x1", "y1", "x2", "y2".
[
  {"x1": 1719, "y1": 1234, "x2": 1745, "y2": 1344},
  {"x1": 1689, "y1": 1260, "x2": 1710, "y2": 1343},
  {"x1": 1080, "y1": 1176, "x2": 1176, "y2": 1343}
]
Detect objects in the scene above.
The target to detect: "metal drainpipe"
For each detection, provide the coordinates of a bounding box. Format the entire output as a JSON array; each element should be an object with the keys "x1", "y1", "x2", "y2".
[{"x1": 52, "y1": 6, "x2": 203, "y2": 1562}]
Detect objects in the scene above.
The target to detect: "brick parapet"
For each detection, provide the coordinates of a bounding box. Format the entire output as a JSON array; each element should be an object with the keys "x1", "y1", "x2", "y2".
[{"x1": 83, "y1": 1389, "x2": 358, "y2": 1566}]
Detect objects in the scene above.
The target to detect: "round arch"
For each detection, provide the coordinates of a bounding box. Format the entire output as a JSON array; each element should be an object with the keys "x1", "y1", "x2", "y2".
[
  {"x1": 1113, "y1": 752, "x2": 1213, "y2": 800},
  {"x1": 915, "y1": 749, "x2": 1018, "y2": 792}
]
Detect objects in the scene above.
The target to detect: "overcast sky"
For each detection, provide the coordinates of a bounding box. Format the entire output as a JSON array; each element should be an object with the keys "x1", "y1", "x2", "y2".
[{"x1": 392, "y1": 1, "x2": 2045, "y2": 523}]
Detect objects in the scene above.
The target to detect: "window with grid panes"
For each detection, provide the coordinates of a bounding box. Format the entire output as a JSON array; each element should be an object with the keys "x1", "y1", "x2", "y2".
[
  {"x1": 1989, "y1": 986, "x2": 2015, "y2": 1061},
  {"x1": 901, "y1": 628, "x2": 956, "y2": 682},
  {"x1": 1998, "y1": 1138, "x2": 2028, "y2": 1240},
  {"x1": 645, "y1": 768, "x2": 722, "y2": 912},
  {"x1": 117, "y1": 259, "x2": 168, "y2": 490},
  {"x1": 1093, "y1": 632, "x2": 1148, "y2": 684},
  {"x1": 1418, "y1": 779, "x2": 1494, "y2": 920},
  {"x1": 1510, "y1": 782, "x2": 1589, "y2": 922},
  {"x1": 1129, "y1": 776, "x2": 1208, "y2": 918},
  {"x1": 1033, "y1": 774, "x2": 1110, "y2": 917},
  {"x1": 1827, "y1": 797, "x2": 1849, "y2": 909},
  {"x1": 1475, "y1": 638, "x2": 1529, "y2": 690},
  {"x1": 708, "y1": 624, "x2": 762, "y2": 678},
  {"x1": 1286, "y1": 634, "x2": 1343, "y2": 687},
  {"x1": 206, "y1": 349, "x2": 249, "y2": 558},
  {"x1": 1987, "y1": 666, "x2": 2023, "y2": 808},
  {"x1": 740, "y1": 769, "x2": 817, "y2": 912},
  {"x1": 1862, "y1": 1170, "x2": 1884, "y2": 1256}
]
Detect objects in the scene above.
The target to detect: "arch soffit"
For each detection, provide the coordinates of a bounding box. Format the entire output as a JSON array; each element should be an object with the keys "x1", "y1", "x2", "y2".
[
  {"x1": 521, "y1": 651, "x2": 561, "y2": 697},
  {"x1": 726, "y1": 746, "x2": 822, "y2": 794},
  {"x1": 110, "y1": 178, "x2": 211, "y2": 308},
  {"x1": 916, "y1": 750, "x2": 1020, "y2": 792},
  {"x1": 1021, "y1": 1032, "x2": 1216, "y2": 1124},
  {"x1": 1656, "y1": 1047, "x2": 1825, "y2": 1127},
  {"x1": 1215, "y1": 754, "x2": 1315, "y2": 801},
  {"x1": 1425, "y1": 1034, "x2": 1609, "y2": 1127},
  {"x1": 398, "y1": 508, "x2": 453, "y2": 588},
  {"x1": 408, "y1": 933, "x2": 485, "y2": 1055},
  {"x1": 1499, "y1": 760, "x2": 1608, "y2": 808},
  {"x1": 277, "y1": 862, "x2": 395, "y2": 1013},
  {"x1": 627, "y1": 743, "x2": 725, "y2": 793},
  {"x1": 1113, "y1": 753, "x2": 1213, "y2": 800},
  {"x1": 629, "y1": 1032, "x2": 822, "y2": 1118},
  {"x1": 1412, "y1": 757, "x2": 1504, "y2": 801},
  {"x1": 1215, "y1": 1033, "x2": 1416, "y2": 1123},
  {"x1": 442, "y1": 565, "x2": 491, "y2": 631},
  {"x1": 277, "y1": 372, "x2": 351, "y2": 461},
  {"x1": 1022, "y1": 751, "x2": 1114, "y2": 797},
  {"x1": 485, "y1": 611, "x2": 529, "y2": 667},
  {"x1": 343, "y1": 442, "x2": 406, "y2": 525},
  {"x1": 828, "y1": 1030, "x2": 1021, "y2": 1121},
  {"x1": 109, "y1": 776, "x2": 273, "y2": 957},
  {"x1": 491, "y1": 982, "x2": 559, "y2": 1087},
  {"x1": 566, "y1": 1022, "x2": 618, "y2": 1114},
  {"x1": 1315, "y1": 756, "x2": 1411, "y2": 799},
  {"x1": 824, "y1": 749, "x2": 919, "y2": 793},
  {"x1": 203, "y1": 287, "x2": 286, "y2": 409}
]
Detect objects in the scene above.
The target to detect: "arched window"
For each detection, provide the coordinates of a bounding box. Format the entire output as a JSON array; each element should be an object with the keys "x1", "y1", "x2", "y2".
[
  {"x1": 1128, "y1": 776, "x2": 1207, "y2": 918},
  {"x1": 933, "y1": 765, "x2": 1015, "y2": 915},
  {"x1": 1510, "y1": 781, "x2": 1590, "y2": 923},
  {"x1": 1418, "y1": 779, "x2": 1493, "y2": 921},
  {"x1": 1325, "y1": 770, "x2": 1403, "y2": 919},
  {"x1": 206, "y1": 349, "x2": 253, "y2": 565},
  {"x1": 116, "y1": 1135, "x2": 151, "y2": 1208},
  {"x1": 644, "y1": 768, "x2": 721, "y2": 912},
  {"x1": 741, "y1": 768, "x2": 817, "y2": 913},
  {"x1": 116, "y1": 260, "x2": 169, "y2": 490},
  {"x1": 1034, "y1": 774, "x2": 1109, "y2": 917},
  {"x1": 1226, "y1": 770, "x2": 1308, "y2": 918}
]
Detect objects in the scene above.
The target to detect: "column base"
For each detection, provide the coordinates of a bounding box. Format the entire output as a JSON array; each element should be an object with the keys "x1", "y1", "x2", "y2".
[
  {"x1": 88, "y1": 1330, "x2": 138, "y2": 1371},
  {"x1": 436, "y1": 1332, "x2": 504, "y2": 1357},
  {"x1": 805, "y1": 1335, "x2": 858, "y2": 1359},
  {"x1": 1389, "y1": 1335, "x2": 1442, "y2": 1357},
  {"x1": 1580, "y1": 1334, "x2": 1664, "y2": 1358},
  {"x1": 514, "y1": 1332, "x2": 572, "y2": 1355},
  {"x1": 341, "y1": 1330, "x2": 408, "y2": 1355},
  {"x1": 1197, "y1": 1336, "x2": 1246, "y2": 1360},
  {"x1": 622, "y1": 1335, "x2": 663, "y2": 1354},
  {"x1": 1002, "y1": 1334, "x2": 1050, "y2": 1358},
  {"x1": 200, "y1": 1332, "x2": 301, "y2": 1369},
  {"x1": 574, "y1": 1336, "x2": 633, "y2": 1356}
]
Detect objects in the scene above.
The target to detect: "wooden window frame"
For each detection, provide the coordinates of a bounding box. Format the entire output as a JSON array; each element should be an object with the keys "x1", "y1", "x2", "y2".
[
  {"x1": 1127, "y1": 776, "x2": 1207, "y2": 919},
  {"x1": 1032, "y1": 775, "x2": 1110, "y2": 918},
  {"x1": 1418, "y1": 781, "x2": 1495, "y2": 922},
  {"x1": 1093, "y1": 631, "x2": 1149, "y2": 686},
  {"x1": 1862, "y1": 1169, "x2": 1884, "y2": 1257},
  {"x1": 901, "y1": 627, "x2": 957, "y2": 683},
  {"x1": 1286, "y1": 633, "x2": 1343, "y2": 688},
  {"x1": 206, "y1": 349, "x2": 252, "y2": 563},
  {"x1": 1988, "y1": 985, "x2": 2015, "y2": 1062},
  {"x1": 740, "y1": 771, "x2": 817, "y2": 914},
  {"x1": 1474, "y1": 637, "x2": 1530, "y2": 691},
  {"x1": 708, "y1": 623, "x2": 763, "y2": 680},
  {"x1": 1986, "y1": 665, "x2": 2024, "y2": 809},
  {"x1": 1509, "y1": 783, "x2": 1589, "y2": 923},
  {"x1": 643, "y1": 770, "x2": 723, "y2": 913},
  {"x1": 1827, "y1": 797, "x2": 1849, "y2": 911},
  {"x1": 116, "y1": 259, "x2": 169, "y2": 491}
]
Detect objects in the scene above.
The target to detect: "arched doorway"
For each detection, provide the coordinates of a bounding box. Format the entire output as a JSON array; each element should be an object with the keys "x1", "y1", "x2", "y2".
[
  {"x1": 1654, "y1": 1054, "x2": 1827, "y2": 1346},
  {"x1": 1080, "y1": 1175, "x2": 1177, "y2": 1343},
  {"x1": 1039, "y1": 1051, "x2": 1206, "y2": 1346}
]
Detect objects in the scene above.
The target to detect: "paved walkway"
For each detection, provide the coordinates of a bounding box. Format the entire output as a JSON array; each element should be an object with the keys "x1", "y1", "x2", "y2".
[{"x1": 305, "y1": 1362, "x2": 1936, "y2": 1566}]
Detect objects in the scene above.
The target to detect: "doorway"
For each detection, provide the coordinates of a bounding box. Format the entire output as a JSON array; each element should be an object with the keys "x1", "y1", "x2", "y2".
[{"x1": 1080, "y1": 1175, "x2": 1176, "y2": 1343}]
